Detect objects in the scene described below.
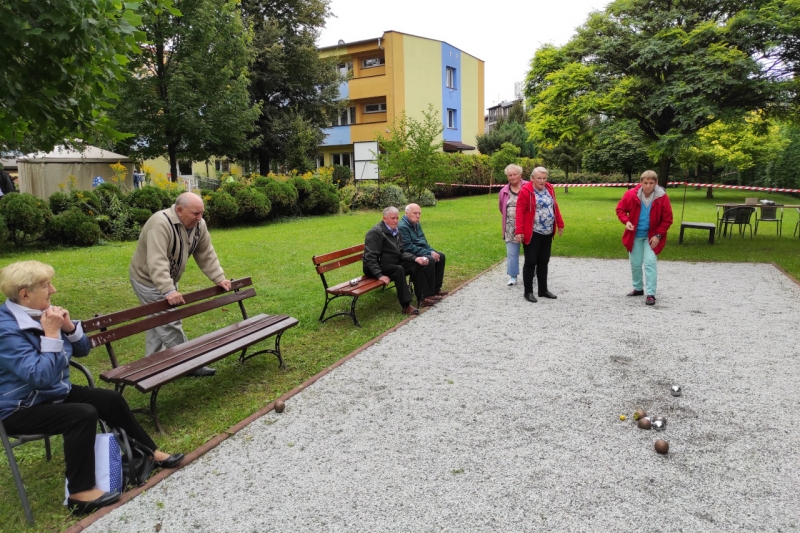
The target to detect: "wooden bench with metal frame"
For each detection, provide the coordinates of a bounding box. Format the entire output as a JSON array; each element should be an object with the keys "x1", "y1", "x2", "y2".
[
  {"x1": 83, "y1": 277, "x2": 298, "y2": 433},
  {"x1": 312, "y1": 244, "x2": 416, "y2": 327}
]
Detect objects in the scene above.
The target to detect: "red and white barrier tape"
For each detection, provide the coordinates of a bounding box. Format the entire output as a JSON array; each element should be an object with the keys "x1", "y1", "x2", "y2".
[{"x1": 434, "y1": 182, "x2": 800, "y2": 193}]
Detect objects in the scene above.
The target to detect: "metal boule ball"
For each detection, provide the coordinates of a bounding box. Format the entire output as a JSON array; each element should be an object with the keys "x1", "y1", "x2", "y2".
[
  {"x1": 652, "y1": 418, "x2": 666, "y2": 431},
  {"x1": 671, "y1": 385, "x2": 682, "y2": 397},
  {"x1": 638, "y1": 417, "x2": 652, "y2": 430},
  {"x1": 274, "y1": 400, "x2": 285, "y2": 413},
  {"x1": 634, "y1": 409, "x2": 647, "y2": 420}
]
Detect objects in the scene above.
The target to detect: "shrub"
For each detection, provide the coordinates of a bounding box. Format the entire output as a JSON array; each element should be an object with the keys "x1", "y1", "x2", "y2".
[
  {"x1": 49, "y1": 191, "x2": 72, "y2": 214},
  {"x1": 345, "y1": 182, "x2": 381, "y2": 210},
  {"x1": 234, "y1": 187, "x2": 271, "y2": 223},
  {"x1": 95, "y1": 182, "x2": 123, "y2": 202},
  {"x1": 379, "y1": 184, "x2": 407, "y2": 209},
  {"x1": 219, "y1": 180, "x2": 245, "y2": 197},
  {"x1": 129, "y1": 208, "x2": 153, "y2": 227},
  {"x1": 127, "y1": 186, "x2": 164, "y2": 213},
  {"x1": 293, "y1": 177, "x2": 338, "y2": 215},
  {"x1": 256, "y1": 178, "x2": 298, "y2": 217},
  {"x1": 45, "y1": 208, "x2": 102, "y2": 247},
  {"x1": 417, "y1": 189, "x2": 437, "y2": 207},
  {"x1": 0, "y1": 216, "x2": 8, "y2": 244},
  {"x1": 204, "y1": 191, "x2": 239, "y2": 225},
  {"x1": 331, "y1": 165, "x2": 352, "y2": 189},
  {"x1": 70, "y1": 190, "x2": 103, "y2": 216},
  {"x1": 0, "y1": 193, "x2": 51, "y2": 246},
  {"x1": 154, "y1": 186, "x2": 176, "y2": 209},
  {"x1": 99, "y1": 194, "x2": 141, "y2": 241}
]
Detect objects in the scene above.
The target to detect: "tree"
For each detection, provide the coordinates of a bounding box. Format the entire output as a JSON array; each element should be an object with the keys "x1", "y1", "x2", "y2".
[
  {"x1": 111, "y1": 0, "x2": 259, "y2": 180},
  {"x1": 475, "y1": 121, "x2": 536, "y2": 157},
  {"x1": 241, "y1": 0, "x2": 342, "y2": 172},
  {"x1": 376, "y1": 105, "x2": 455, "y2": 202},
  {"x1": 526, "y1": 1, "x2": 782, "y2": 187},
  {"x1": 582, "y1": 119, "x2": 652, "y2": 180},
  {"x1": 0, "y1": 0, "x2": 177, "y2": 152}
]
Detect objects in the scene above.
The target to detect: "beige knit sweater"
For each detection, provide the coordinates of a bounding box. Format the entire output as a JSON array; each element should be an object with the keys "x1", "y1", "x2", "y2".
[{"x1": 129, "y1": 206, "x2": 225, "y2": 295}]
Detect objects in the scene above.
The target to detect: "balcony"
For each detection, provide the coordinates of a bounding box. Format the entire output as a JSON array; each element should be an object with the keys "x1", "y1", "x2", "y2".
[{"x1": 349, "y1": 74, "x2": 388, "y2": 100}]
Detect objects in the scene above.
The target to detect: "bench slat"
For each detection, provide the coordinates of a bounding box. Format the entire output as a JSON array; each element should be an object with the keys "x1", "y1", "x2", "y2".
[
  {"x1": 83, "y1": 277, "x2": 253, "y2": 332},
  {"x1": 312, "y1": 244, "x2": 365, "y2": 266},
  {"x1": 100, "y1": 314, "x2": 284, "y2": 381},
  {"x1": 315, "y1": 253, "x2": 363, "y2": 275},
  {"x1": 326, "y1": 278, "x2": 386, "y2": 296},
  {"x1": 88, "y1": 289, "x2": 256, "y2": 348}
]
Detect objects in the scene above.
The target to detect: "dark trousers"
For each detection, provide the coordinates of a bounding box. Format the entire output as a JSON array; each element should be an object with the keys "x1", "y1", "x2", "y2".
[
  {"x1": 523, "y1": 231, "x2": 554, "y2": 294},
  {"x1": 379, "y1": 261, "x2": 433, "y2": 308},
  {"x1": 426, "y1": 251, "x2": 446, "y2": 293},
  {"x1": 2, "y1": 386, "x2": 157, "y2": 494}
]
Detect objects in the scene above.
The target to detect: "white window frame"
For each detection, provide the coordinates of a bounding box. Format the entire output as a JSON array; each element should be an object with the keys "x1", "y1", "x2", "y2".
[
  {"x1": 361, "y1": 57, "x2": 385, "y2": 69},
  {"x1": 364, "y1": 102, "x2": 387, "y2": 114},
  {"x1": 337, "y1": 62, "x2": 352, "y2": 76},
  {"x1": 332, "y1": 152, "x2": 354, "y2": 170},
  {"x1": 446, "y1": 67, "x2": 456, "y2": 89},
  {"x1": 333, "y1": 106, "x2": 357, "y2": 126},
  {"x1": 447, "y1": 109, "x2": 457, "y2": 129}
]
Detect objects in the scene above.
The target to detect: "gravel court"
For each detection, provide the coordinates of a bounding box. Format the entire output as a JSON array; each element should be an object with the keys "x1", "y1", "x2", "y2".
[{"x1": 81, "y1": 258, "x2": 800, "y2": 533}]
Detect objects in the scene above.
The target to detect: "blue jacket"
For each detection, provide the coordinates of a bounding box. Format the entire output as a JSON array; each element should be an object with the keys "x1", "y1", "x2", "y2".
[
  {"x1": 0, "y1": 302, "x2": 90, "y2": 420},
  {"x1": 397, "y1": 216, "x2": 435, "y2": 257}
]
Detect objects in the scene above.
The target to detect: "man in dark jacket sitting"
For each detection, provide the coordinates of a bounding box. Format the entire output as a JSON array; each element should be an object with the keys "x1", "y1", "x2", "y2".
[
  {"x1": 398, "y1": 203, "x2": 448, "y2": 299},
  {"x1": 363, "y1": 206, "x2": 437, "y2": 315}
]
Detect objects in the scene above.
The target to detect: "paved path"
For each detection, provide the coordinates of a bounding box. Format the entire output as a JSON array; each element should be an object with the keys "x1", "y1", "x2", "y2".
[{"x1": 83, "y1": 258, "x2": 800, "y2": 532}]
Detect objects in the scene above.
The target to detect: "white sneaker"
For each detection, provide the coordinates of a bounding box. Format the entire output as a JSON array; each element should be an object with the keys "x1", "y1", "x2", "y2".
[{"x1": 507, "y1": 276, "x2": 517, "y2": 286}]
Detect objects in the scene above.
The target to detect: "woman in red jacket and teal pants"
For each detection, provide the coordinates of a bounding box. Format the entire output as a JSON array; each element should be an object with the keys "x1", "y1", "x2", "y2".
[{"x1": 615, "y1": 170, "x2": 674, "y2": 306}]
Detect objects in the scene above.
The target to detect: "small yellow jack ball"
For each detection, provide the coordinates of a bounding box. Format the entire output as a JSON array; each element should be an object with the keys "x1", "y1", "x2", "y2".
[{"x1": 619, "y1": 414, "x2": 627, "y2": 421}]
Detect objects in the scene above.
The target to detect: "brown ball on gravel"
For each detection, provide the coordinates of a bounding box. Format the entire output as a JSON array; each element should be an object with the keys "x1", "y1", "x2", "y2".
[
  {"x1": 634, "y1": 409, "x2": 647, "y2": 420},
  {"x1": 274, "y1": 400, "x2": 285, "y2": 413},
  {"x1": 655, "y1": 439, "x2": 669, "y2": 454},
  {"x1": 638, "y1": 417, "x2": 652, "y2": 430}
]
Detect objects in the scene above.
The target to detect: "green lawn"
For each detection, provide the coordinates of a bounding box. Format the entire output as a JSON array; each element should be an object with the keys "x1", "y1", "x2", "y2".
[{"x1": 1, "y1": 187, "x2": 798, "y2": 532}]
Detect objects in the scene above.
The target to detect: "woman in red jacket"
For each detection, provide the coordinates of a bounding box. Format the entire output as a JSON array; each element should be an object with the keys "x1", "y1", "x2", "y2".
[
  {"x1": 514, "y1": 167, "x2": 564, "y2": 303},
  {"x1": 615, "y1": 170, "x2": 673, "y2": 306}
]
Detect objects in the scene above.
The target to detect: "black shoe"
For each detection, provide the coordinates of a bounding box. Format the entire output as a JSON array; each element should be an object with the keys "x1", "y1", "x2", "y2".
[
  {"x1": 188, "y1": 366, "x2": 216, "y2": 377},
  {"x1": 524, "y1": 292, "x2": 538, "y2": 303},
  {"x1": 67, "y1": 491, "x2": 121, "y2": 515},
  {"x1": 538, "y1": 291, "x2": 557, "y2": 299},
  {"x1": 154, "y1": 453, "x2": 185, "y2": 469},
  {"x1": 627, "y1": 289, "x2": 644, "y2": 296},
  {"x1": 646, "y1": 295, "x2": 656, "y2": 306}
]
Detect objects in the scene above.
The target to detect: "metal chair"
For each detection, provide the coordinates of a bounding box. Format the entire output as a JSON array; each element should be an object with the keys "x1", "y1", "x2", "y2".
[
  {"x1": 722, "y1": 206, "x2": 755, "y2": 239},
  {"x1": 1, "y1": 360, "x2": 95, "y2": 525},
  {"x1": 794, "y1": 208, "x2": 800, "y2": 239},
  {"x1": 755, "y1": 205, "x2": 783, "y2": 236}
]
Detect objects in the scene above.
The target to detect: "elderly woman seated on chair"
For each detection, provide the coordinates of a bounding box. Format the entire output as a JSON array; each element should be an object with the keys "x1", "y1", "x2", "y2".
[{"x1": 0, "y1": 261, "x2": 184, "y2": 514}]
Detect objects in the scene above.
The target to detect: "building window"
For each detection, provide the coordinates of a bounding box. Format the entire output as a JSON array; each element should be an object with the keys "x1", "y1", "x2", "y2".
[
  {"x1": 333, "y1": 106, "x2": 356, "y2": 126},
  {"x1": 337, "y1": 63, "x2": 352, "y2": 76},
  {"x1": 364, "y1": 102, "x2": 387, "y2": 114},
  {"x1": 178, "y1": 160, "x2": 193, "y2": 175},
  {"x1": 447, "y1": 109, "x2": 457, "y2": 129},
  {"x1": 361, "y1": 57, "x2": 385, "y2": 69},
  {"x1": 446, "y1": 67, "x2": 456, "y2": 89},
  {"x1": 332, "y1": 153, "x2": 353, "y2": 170},
  {"x1": 214, "y1": 159, "x2": 231, "y2": 173},
  {"x1": 317, "y1": 154, "x2": 325, "y2": 168}
]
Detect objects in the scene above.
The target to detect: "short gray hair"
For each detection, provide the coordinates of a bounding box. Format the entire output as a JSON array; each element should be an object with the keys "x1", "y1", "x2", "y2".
[
  {"x1": 383, "y1": 206, "x2": 399, "y2": 217},
  {"x1": 505, "y1": 164, "x2": 523, "y2": 176},
  {"x1": 0, "y1": 261, "x2": 55, "y2": 302},
  {"x1": 532, "y1": 166, "x2": 549, "y2": 178}
]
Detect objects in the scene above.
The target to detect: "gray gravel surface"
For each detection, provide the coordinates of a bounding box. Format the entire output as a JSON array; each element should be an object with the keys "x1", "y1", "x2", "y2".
[{"x1": 83, "y1": 258, "x2": 800, "y2": 533}]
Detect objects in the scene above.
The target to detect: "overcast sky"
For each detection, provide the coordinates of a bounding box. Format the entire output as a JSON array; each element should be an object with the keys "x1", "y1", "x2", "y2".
[{"x1": 318, "y1": 0, "x2": 611, "y2": 114}]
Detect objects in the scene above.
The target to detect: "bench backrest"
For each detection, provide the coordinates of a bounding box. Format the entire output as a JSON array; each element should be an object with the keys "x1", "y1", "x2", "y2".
[
  {"x1": 83, "y1": 277, "x2": 256, "y2": 367},
  {"x1": 312, "y1": 244, "x2": 364, "y2": 289}
]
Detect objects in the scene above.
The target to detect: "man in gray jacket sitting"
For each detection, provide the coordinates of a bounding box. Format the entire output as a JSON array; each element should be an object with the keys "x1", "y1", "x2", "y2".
[
  {"x1": 363, "y1": 206, "x2": 437, "y2": 315},
  {"x1": 398, "y1": 203, "x2": 448, "y2": 299}
]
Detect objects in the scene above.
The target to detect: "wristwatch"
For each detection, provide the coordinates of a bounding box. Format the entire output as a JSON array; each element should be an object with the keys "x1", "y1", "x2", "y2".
[{"x1": 655, "y1": 234, "x2": 662, "y2": 239}]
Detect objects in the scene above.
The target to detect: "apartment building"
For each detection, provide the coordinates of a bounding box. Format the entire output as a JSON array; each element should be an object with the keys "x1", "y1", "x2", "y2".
[{"x1": 318, "y1": 31, "x2": 484, "y2": 178}]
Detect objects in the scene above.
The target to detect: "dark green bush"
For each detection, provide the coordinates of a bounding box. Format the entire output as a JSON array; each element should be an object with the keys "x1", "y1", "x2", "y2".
[
  {"x1": 127, "y1": 187, "x2": 164, "y2": 213},
  {"x1": 160, "y1": 187, "x2": 180, "y2": 208},
  {"x1": 234, "y1": 187, "x2": 271, "y2": 223},
  {"x1": 49, "y1": 191, "x2": 72, "y2": 214},
  {"x1": 97, "y1": 194, "x2": 140, "y2": 241},
  {"x1": 219, "y1": 180, "x2": 245, "y2": 197},
  {"x1": 205, "y1": 191, "x2": 239, "y2": 225},
  {"x1": 293, "y1": 177, "x2": 338, "y2": 215},
  {"x1": 130, "y1": 208, "x2": 153, "y2": 227},
  {"x1": 70, "y1": 190, "x2": 103, "y2": 216},
  {"x1": 257, "y1": 178, "x2": 298, "y2": 217},
  {"x1": 0, "y1": 193, "x2": 51, "y2": 246},
  {"x1": 95, "y1": 182, "x2": 123, "y2": 202},
  {"x1": 45, "y1": 208, "x2": 102, "y2": 247},
  {"x1": 379, "y1": 185, "x2": 407, "y2": 209},
  {"x1": 417, "y1": 189, "x2": 436, "y2": 207},
  {"x1": 331, "y1": 165, "x2": 352, "y2": 189},
  {"x1": 0, "y1": 216, "x2": 9, "y2": 244}
]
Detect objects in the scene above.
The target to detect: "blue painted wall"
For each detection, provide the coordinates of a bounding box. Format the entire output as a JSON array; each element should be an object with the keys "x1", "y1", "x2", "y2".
[
  {"x1": 321, "y1": 126, "x2": 351, "y2": 147},
  {"x1": 441, "y1": 42, "x2": 461, "y2": 142},
  {"x1": 337, "y1": 80, "x2": 349, "y2": 100}
]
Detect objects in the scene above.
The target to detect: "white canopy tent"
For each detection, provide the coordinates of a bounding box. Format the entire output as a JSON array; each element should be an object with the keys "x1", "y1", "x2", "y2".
[{"x1": 18, "y1": 145, "x2": 134, "y2": 199}]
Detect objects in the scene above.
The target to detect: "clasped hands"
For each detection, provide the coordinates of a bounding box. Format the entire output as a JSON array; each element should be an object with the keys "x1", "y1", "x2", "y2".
[{"x1": 41, "y1": 306, "x2": 75, "y2": 338}]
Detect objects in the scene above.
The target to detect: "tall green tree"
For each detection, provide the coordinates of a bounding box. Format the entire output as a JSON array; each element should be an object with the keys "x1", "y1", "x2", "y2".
[
  {"x1": 0, "y1": 0, "x2": 177, "y2": 152},
  {"x1": 582, "y1": 119, "x2": 652, "y2": 180},
  {"x1": 241, "y1": 0, "x2": 342, "y2": 172},
  {"x1": 526, "y1": 0, "x2": 782, "y2": 187},
  {"x1": 376, "y1": 105, "x2": 455, "y2": 202},
  {"x1": 111, "y1": 0, "x2": 259, "y2": 180}
]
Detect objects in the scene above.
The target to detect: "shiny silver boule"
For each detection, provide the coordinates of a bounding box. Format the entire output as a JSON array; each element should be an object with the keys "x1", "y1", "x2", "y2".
[
  {"x1": 671, "y1": 385, "x2": 682, "y2": 397},
  {"x1": 652, "y1": 417, "x2": 666, "y2": 431}
]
